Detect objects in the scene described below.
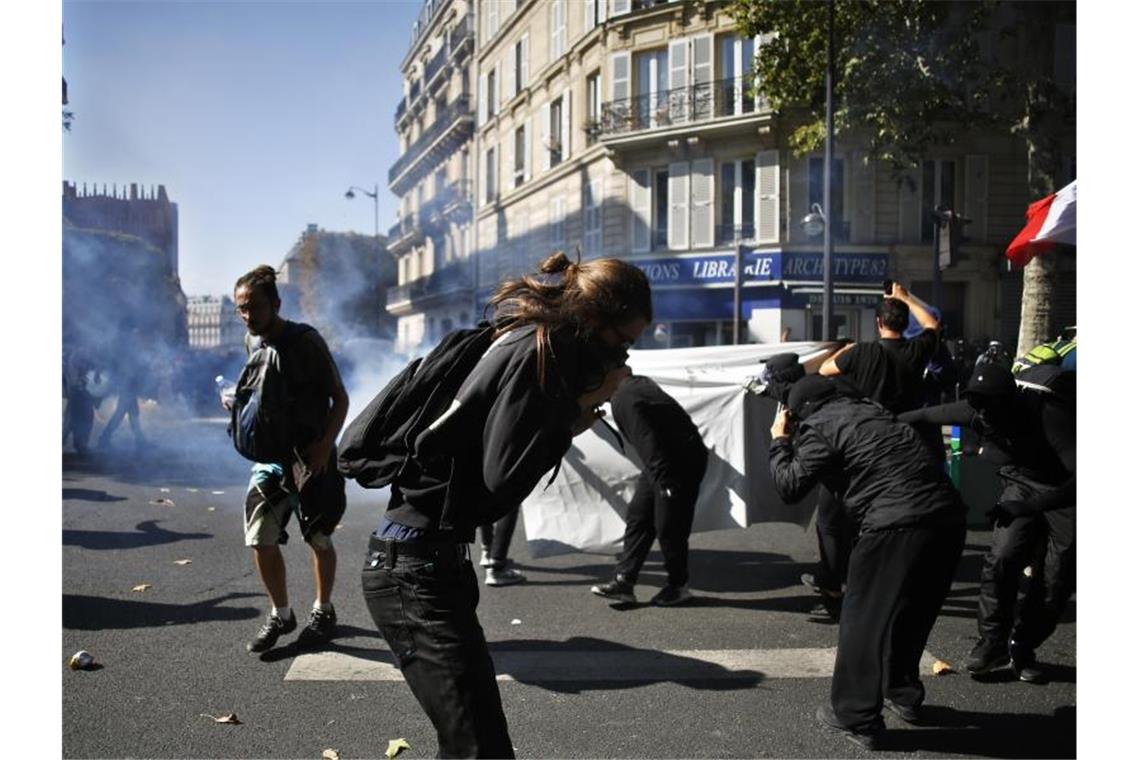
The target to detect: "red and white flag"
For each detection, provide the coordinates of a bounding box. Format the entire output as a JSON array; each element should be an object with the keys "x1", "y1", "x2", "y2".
[{"x1": 1005, "y1": 180, "x2": 1076, "y2": 267}]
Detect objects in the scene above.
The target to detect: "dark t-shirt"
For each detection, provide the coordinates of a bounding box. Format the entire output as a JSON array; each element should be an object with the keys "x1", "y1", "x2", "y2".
[{"x1": 835, "y1": 329, "x2": 939, "y2": 414}]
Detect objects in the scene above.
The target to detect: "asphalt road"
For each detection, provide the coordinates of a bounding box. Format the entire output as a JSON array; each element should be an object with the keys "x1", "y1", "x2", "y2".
[{"x1": 62, "y1": 420, "x2": 1076, "y2": 759}]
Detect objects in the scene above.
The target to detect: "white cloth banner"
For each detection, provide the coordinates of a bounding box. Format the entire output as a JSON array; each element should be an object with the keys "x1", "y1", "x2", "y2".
[{"x1": 521, "y1": 341, "x2": 839, "y2": 556}]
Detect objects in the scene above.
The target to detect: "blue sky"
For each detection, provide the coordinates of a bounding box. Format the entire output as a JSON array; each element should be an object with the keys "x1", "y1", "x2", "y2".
[{"x1": 63, "y1": 0, "x2": 423, "y2": 296}]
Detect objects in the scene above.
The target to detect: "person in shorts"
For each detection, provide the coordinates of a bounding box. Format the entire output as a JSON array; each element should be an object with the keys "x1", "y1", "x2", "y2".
[{"x1": 229, "y1": 265, "x2": 349, "y2": 654}]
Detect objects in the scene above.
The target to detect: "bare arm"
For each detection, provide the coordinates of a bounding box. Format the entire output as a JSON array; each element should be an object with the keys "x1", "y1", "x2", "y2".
[
  {"x1": 891, "y1": 282, "x2": 939, "y2": 331},
  {"x1": 819, "y1": 343, "x2": 857, "y2": 377}
]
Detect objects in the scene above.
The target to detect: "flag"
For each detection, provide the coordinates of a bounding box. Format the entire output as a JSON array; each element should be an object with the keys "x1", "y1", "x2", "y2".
[{"x1": 1005, "y1": 180, "x2": 1076, "y2": 267}]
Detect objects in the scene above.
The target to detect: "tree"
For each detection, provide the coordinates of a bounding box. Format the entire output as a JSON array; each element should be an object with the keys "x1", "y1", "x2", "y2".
[{"x1": 730, "y1": 0, "x2": 1076, "y2": 353}]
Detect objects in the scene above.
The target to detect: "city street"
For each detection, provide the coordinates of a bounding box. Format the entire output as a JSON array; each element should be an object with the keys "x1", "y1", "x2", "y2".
[{"x1": 62, "y1": 420, "x2": 1076, "y2": 759}]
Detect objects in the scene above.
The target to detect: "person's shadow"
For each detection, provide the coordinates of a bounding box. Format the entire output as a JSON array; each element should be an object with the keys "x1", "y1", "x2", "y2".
[
  {"x1": 63, "y1": 519, "x2": 212, "y2": 550},
  {"x1": 880, "y1": 704, "x2": 1076, "y2": 757},
  {"x1": 62, "y1": 488, "x2": 128, "y2": 503},
  {"x1": 62, "y1": 592, "x2": 261, "y2": 630}
]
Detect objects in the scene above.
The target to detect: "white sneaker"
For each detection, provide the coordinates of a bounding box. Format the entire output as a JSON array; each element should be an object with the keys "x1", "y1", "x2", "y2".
[
  {"x1": 485, "y1": 567, "x2": 526, "y2": 586},
  {"x1": 479, "y1": 548, "x2": 494, "y2": 568}
]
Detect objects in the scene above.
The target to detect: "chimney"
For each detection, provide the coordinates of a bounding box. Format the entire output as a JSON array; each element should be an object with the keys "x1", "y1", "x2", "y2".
[{"x1": 130, "y1": 183, "x2": 138, "y2": 200}]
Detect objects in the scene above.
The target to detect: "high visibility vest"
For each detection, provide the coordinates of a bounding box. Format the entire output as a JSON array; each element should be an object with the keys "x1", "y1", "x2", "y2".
[{"x1": 1012, "y1": 339, "x2": 1076, "y2": 374}]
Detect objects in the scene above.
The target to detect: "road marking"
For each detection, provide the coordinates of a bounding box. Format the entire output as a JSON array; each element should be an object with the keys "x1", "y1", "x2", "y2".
[{"x1": 285, "y1": 648, "x2": 938, "y2": 682}]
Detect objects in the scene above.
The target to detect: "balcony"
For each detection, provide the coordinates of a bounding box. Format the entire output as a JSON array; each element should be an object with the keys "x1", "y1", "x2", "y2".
[
  {"x1": 387, "y1": 213, "x2": 424, "y2": 255},
  {"x1": 388, "y1": 95, "x2": 474, "y2": 195},
  {"x1": 419, "y1": 180, "x2": 473, "y2": 229},
  {"x1": 395, "y1": 97, "x2": 407, "y2": 123},
  {"x1": 424, "y1": 44, "x2": 447, "y2": 88},
  {"x1": 448, "y1": 14, "x2": 474, "y2": 60},
  {"x1": 386, "y1": 260, "x2": 473, "y2": 312},
  {"x1": 594, "y1": 77, "x2": 770, "y2": 145}
]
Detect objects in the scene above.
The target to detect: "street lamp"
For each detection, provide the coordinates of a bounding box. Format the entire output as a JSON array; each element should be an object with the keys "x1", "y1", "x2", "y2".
[{"x1": 344, "y1": 183, "x2": 380, "y2": 239}]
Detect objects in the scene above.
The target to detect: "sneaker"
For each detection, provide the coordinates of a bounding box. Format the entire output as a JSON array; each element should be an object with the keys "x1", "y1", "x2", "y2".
[
  {"x1": 590, "y1": 576, "x2": 636, "y2": 604},
  {"x1": 966, "y1": 638, "x2": 1010, "y2": 676},
  {"x1": 649, "y1": 584, "x2": 693, "y2": 607},
  {"x1": 296, "y1": 607, "x2": 337, "y2": 650},
  {"x1": 485, "y1": 567, "x2": 526, "y2": 586},
  {"x1": 247, "y1": 610, "x2": 297, "y2": 653},
  {"x1": 1010, "y1": 643, "x2": 1047, "y2": 684},
  {"x1": 479, "y1": 547, "x2": 494, "y2": 568},
  {"x1": 801, "y1": 572, "x2": 821, "y2": 594},
  {"x1": 884, "y1": 698, "x2": 922, "y2": 724},
  {"x1": 816, "y1": 704, "x2": 884, "y2": 751}
]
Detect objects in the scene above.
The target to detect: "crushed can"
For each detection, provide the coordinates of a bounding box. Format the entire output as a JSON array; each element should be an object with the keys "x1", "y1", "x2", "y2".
[{"x1": 68, "y1": 650, "x2": 94, "y2": 670}]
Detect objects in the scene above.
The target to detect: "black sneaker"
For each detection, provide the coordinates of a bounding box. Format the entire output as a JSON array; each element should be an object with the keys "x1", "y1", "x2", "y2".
[
  {"x1": 884, "y1": 698, "x2": 922, "y2": 724},
  {"x1": 816, "y1": 704, "x2": 884, "y2": 751},
  {"x1": 296, "y1": 607, "x2": 338, "y2": 650},
  {"x1": 1010, "y1": 643, "x2": 1047, "y2": 684},
  {"x1": 966, "y1": 638, "x2": 1010, "y2": 676},
  {"x1": 590, "y1": 576, "x2": 636, "y2": 604},
  {"x1": 247, "y1": 611, "x2": 297, "y2": 653},
  {"x1": 649, "y1": 584, "x2": 693, "y2": 607}
]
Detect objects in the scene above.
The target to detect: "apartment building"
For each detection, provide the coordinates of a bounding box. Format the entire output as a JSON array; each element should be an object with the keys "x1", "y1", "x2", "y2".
[
  {"x1": 379, "y1": 0, "x2": 1075, "y2": 350},
  {"x1": 388, "y1": 0, "x2": 479, "y2": 354}
]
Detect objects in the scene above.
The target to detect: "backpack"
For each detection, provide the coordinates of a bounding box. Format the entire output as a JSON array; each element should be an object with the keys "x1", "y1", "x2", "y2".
[
  {"x1": 1013, "y1": 339, "x2": 1076, "y2": 375},
  {"x1": 337, "y1": 322, "x2": 496, "y2": 489},
  {"x1": 1014, "y1": 361, "x2": 1075, "y2": 405},
  {"x1": 229, "y1": 322, "x2": 315, "y2": 464}
]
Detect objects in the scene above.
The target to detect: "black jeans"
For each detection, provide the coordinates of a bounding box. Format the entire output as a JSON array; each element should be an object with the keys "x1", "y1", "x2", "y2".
[
  {"x1": 361, "y1": 536, "x2": 515, "y2": 759},
  {"x1": 478, "y1": 506, "x2": 521, "y2": 569},
  {"x1": 813, "y1": 488, "x2": 854, "y2": 593},
  {"x1": 614, "y1": 451, "x2": 708, "y2": 587},
  {"x1": 977, "y1": 506, "x2": 1076, "y2": 651},
  {"x1": 832, "y1": 521, "x2": 965, "y2": 732}
]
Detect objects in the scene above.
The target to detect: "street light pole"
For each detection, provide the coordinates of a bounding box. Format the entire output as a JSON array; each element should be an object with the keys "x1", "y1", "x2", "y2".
[
  {"x1": 345, "y1": 183, "x2": 380, "y2": 239},
  {"x1": 822, "y1": 0, "x2": 835, "y2": 341}
]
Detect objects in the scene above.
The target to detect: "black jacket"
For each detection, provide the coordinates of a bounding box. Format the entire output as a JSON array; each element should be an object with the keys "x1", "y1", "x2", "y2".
[
  {"x1": 769, "y1": 395, "x2": 964, "y2": 533},
  {"x1": 386, "y1": 323, "x2": 598, "y2": 539},
  {"x1": 610, "y1": 376, "x2": 706, "y2": 490},
  {"x1": 898, "y1": 390, "x2": 1075, "y2": 514}
]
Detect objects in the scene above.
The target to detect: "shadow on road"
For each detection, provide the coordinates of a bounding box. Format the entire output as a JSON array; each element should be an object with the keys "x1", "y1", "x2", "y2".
[
  {"x1": 882, "y1": 704, "x2": 1076, "y2": 757},
  {"x1": 257, "y1": 624, "x2": 385, "y2": 663},
  {"x1": 63, "y1": 488, "x2": 128, "y2": 503},
  {"x1": 63, "y1": 519, "x2": 213, "y2": 550},
  {"x1": 63, "y1": 592, "x2": 261, "y2": 630}
]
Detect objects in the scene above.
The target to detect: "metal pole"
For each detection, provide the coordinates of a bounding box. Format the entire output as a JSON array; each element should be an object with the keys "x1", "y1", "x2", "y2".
[
  {"x1": 733, "y1": 242, "x2": 744, "y2": 344},
  {"x1": 932, "y1": 214, "x2": 942, "y2": 311},
  {"x1": 372, "y1": 183, "x2": 379, "y2": 240},
  {"x1": 822, "y1": 0, "x2": 835, "y2": 341}
]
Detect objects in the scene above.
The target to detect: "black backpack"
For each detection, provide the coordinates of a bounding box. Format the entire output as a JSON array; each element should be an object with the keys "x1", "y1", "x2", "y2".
[
  {"x1": 337, "y1": 322, "x2": 496, "y2": 488},
  {"x1": 229, "y1": 322, "x2": 314, "y2": 464}
]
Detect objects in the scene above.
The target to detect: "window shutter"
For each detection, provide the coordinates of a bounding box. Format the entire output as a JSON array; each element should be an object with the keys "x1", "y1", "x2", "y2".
[
  {"x1": 541, "y1": 102, "x2": 551, "y2": 171},
  {"x1": 561, "y1": 87, "x2": 571, "y2": 160},
  {"x1": 630, "y1": 169, "x2": 651, "y2": 253},
  {"x1": 965, "y1": 154, "x2": 989, "y2": 242},
  {"x1": 586, "y1": 0, "x2": 596, "y2": 30},
  {"x1": 520, "y1": 34, "x2": 529, "y2": 92},
  {"x1": 755, "y1": 150, "x2": 780, "y2": 244},
  {"x1": 494, "y1": 61, "x2": 502, "y2": 110},
  {"x1": 690, "y1": 158, "x2": 714, "y2": 248},
  {"x1": 668, "y1": 161, "x2": 690, "y2": 250},
  {"x1": 478, "y1": 72, "x2": 487, "y2": 125},
  {"x1": 599, "y1": 0, "x2": 607, "y2": 23},
  {"x1": 505, "y1": 131, "x2": 515, "y2": 190},
  {"x1": 505, "y1": 52, "x2": 515, "y2": 102},
  {"x1": 611, "y1": 51, "x2": 630, "y2": 101},
  {"x1": 897, "y1": 167, "x2": 922, "y2": 242},
  {"x1": 691, "y1": 34, "x2": 713, "y2": 120},
  {"x1": 668, "y1": 39, "x2": 689, "y2": 124},
  {"x1": 612, "y1": 0, "x2": 631, "y2": 16},
  {"x1": 523, "y1": 122, "x2": 532, "y2": 182}
]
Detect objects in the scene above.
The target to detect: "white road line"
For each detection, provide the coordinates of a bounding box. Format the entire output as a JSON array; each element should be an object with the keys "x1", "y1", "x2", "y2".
[{"x1": 285, "y1": 648, "x2": 939, "y2": 682}]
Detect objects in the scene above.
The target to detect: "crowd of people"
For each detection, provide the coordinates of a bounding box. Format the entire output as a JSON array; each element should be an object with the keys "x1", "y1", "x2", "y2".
[{"x1": 196, "y1": 259, "x2": 1075, "y2": 756}]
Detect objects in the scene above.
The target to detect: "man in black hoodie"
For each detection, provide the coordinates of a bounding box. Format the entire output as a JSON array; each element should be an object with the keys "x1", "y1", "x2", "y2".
[{"x1": 769, "y1": 375, "x2": 965, "y2": 750}]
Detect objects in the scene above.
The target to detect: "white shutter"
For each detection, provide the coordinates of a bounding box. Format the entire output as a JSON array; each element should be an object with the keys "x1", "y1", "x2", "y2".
[
  {"x1": 561, "y1": 87, "x2": 571, "y2": 160},
  {"x1": 691, "y1": 34, "x2": 713, "y2": 120},
  {"x1": 690, "y1": 158, "x2": 714, "y2": 248},
  {"x1": 494, "y1": 61, "x2": 502, "y2": 110},
  {"x1": 487, "y1": 0, "x2": 499, "y2": 41},
  {"x1": 630, "y1": 169, "x2": 651, "y2": 253},
  {"x1": 611, "y1": 52, "x2": 630, "y2": 100},
  {"x1": 523, "y1": 121, "x2": 532, "y2": 182},
  {"x1": 541, "y1": 102, "x2": 551, "y2": 171},
  {"x1": 478, "y1": 72, "x2": 487, "y2": 125},
  {"x1": 599, "y1": 0, "x2": 607, "y2": 23},
  {"x1": 505, "y1": 130, "x2": 515, "y2": 190},
  {"x1": 897, "y1": 167, "x2": 922, "y2": 242},
  {"x1": 668, "y1": 39, "x2": 689, "y2": 124},
  {"x1": 965, "y1": 154, "x2": 989, "y2": 242},
  {"x1": 505, "y1": 51, "x2": 515, "y2": 102},
  {"x1": 520, "y1": 34, "x2": 529, "y2": 92},
  {"x1": 668, "y1": 161, "x2": 690, "y2": 250},
  {"x1": 755, "y1": 150, "x2": 780, "y2": 244},
  {"x1": 586, "y1": 0, "x2": 596, "y2": 30},
  {"x1": 612, "y1": 0, "x2": 631, "y2": 16}
]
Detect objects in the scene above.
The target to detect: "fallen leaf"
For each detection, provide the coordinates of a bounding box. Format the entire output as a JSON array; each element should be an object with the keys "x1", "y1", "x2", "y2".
[
  {"x1": 386, "y1": 738, "x2": 411, "y2": 759},
  {"x1": 174, "y1": 559, "x2": 192, "y2": 566},
  {"x1": 322, "y1": 750, "x2": 340, "y2": 760},
  {"x1": 211, "y1": 490, "x2": 225, "y2": 495},
  {"x1": 201, "y1": 712, "x2": 241, "y2": 724},
  {"x1": 510, "y1": 619, "x2": 522, "y2": 625},
  {"x1": 149, "y1": 498, "x2": 176, "y2": 507},
  {"x1": 132, "y1": 583, "x2": 152, "y2": 592},
  {"x1": 207, "y1": 507, "x2": 217, "y2": 512},
  {"x1": 932, "y1": 659, "x2": 953, "y2": 675}
]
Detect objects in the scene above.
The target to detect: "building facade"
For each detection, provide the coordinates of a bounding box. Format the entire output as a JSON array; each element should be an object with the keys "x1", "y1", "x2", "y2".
[
  {"x1": 62, "y1": 181, "x2": 180, "y2": 278},
  {"x1": 186, "y1": 295, "x2": 246, "y2": 350},
  {"x1": 390, "y1": 0, "x2": 1075, "y2": 350}
]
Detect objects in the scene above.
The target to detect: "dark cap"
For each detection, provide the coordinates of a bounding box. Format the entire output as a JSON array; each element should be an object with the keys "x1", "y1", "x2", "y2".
[
  {"x1": 761, "y1": 353, "x2": 805, "y2": 385},
  {"x1": 787, "y1": 374, "x2": 840, "y2": 420},
  {"x1": 965, "y1": 363, "x2": 1016, "y2": 398}
]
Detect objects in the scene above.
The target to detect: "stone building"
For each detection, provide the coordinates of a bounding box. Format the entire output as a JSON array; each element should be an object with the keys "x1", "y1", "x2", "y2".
[{"x1": 186, "y1": 295, "x2": 245, "y2": 350}]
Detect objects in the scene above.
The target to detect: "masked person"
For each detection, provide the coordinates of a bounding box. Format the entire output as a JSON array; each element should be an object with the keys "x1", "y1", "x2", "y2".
[
  {"x1": 899, "y1": 362, "x2": 1075, "y2": 684},
  {"x1": 590, "y1": 374, "x2": 708, "y2": 606},
  {"x1": 769, "y1": 375, "x2": 965, "y2": 750},
  {"x1": 361, "y1": 252, "x2": 651, "y2": 758}
]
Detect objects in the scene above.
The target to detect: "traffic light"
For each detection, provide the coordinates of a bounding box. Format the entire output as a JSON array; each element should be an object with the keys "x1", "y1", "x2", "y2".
[{"x1": 930, "y1": 205, "x2": 971, "y2": 271}]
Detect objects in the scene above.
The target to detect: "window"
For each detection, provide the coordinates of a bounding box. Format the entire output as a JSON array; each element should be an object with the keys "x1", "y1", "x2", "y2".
[
  {"x1": 635, "y1": 49, "x2": 668, "y2": 129},
  {"x1": 549, "y1": 195, "x2": 566, "y2": 248},
  {"x1": 719, "y1": 159, "x2": 755, "y2": 244},
  {"x1": 809, "y1": 156, "x2": 846, "y2": 239},
  {"x1": 513, "y1": 125, "x2": 526, "y2": 188},
  {"x1": 434, "y1": 168, "x2": 447, "y2": 196},
  {"x1": 719, "y1": 34, "x2": 756, "y2": 115},
  {"x1": 586, "y1": 71, "x2": 601, "y2": 144},
  {"x1": 583, "y1": 178, "x2": 603, "y2": 255},
  {"x1": 654, "y1": 169, "x2": 669, "y2": 249},
  {"x1": 512, "y1": 36, "x2": 529, "y2": 97},
  {"x1": 585, "y1": 0, "x2": 607, "y2": 31},
  {"x1": 921, "y1": 159, "x2": 956, "y2": 242},
  {"x1": 551, "y1": 0, "x2": 566, "y2": 59},
  {"x1": 548, "y1": 96, "x2": 564, "y2": 166},
  {"x1": 484, "y1": 0, "x2": 499, "y2": 43},
  {"x1": 487, "y1": 68, "x2": 497, "y2": 118},
  {"x1": 485, "y1": 145, "x2": 497, "y2": 204}
]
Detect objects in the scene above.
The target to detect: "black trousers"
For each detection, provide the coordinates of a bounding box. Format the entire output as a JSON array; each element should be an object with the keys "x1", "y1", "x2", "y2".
[
  {"x1": 614, "y1": 451, "x2": 707, "y2": 587},
  {"x1": 813, "y1": 488, "x2": 854, "y2": 593},
  {"x1": 832, "y1": 522, "x2": 965, "y2": 732},
  {"x1": 478, "y1": 505, "x2": 521, "y2": 569},
  {"x1": 977, "y1": 506, "x2": 1076, "y2": 651},
  {"x1": 362, "y1": 537, "x2": 514, "y2": 759}
]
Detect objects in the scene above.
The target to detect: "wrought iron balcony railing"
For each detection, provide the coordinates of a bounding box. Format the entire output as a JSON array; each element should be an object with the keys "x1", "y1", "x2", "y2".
[
  {"x1": 386, "y1": 260, "x2": 472, "y2": 308},
  {"x1": 388, "y1": 95, "x2": 473, "y2": 186},
  {"x1": 595, "y1": 77, "x2": 766, "y2": 138}
]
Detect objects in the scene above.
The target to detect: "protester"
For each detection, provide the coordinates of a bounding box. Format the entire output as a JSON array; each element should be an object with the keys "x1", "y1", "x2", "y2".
[
  {"x1": 360, "y1": 252, "x2": 652, "y2": 758},
  {"x1": 803, "y1": 282, "x2": 942, "y2": 618},
  {"x1": 63, "y1": 347, "x2": 101, "y2": 456},
  {"x1": 227, "y1": 265, "x2": 349, "y2": 654},
  {"x1": 479, "y1": 506, "x2": 526, "y2": 586},
  {"x1": 769, "y1": 375, "x2": 966, "y2": 749},
  {"x1": 98, "y1": 340, "x2": 147, "y2": 450},
  {"x1": 899, "y1": 361, "x2": 1075, "y2": 684},
  {"x1": 590, "y1": 374, "x2": 708, "y2": 607}
]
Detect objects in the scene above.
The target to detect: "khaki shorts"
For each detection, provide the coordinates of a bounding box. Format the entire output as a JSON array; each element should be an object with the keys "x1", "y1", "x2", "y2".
[{"x1": 244, "y1": 463, "x2": 334, "y2": 550}]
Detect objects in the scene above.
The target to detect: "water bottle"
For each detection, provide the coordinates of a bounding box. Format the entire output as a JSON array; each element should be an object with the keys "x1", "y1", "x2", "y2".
[{"x1": 216, "y1": 375, "x2": 236, "y2": 410}]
